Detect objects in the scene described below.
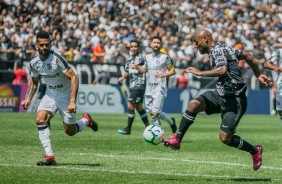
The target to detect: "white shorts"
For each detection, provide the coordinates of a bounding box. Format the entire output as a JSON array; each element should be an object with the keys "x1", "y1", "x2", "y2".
[
  {"x1": 145, "y1": 91, "x2": 165, "y2": 114},
  {"x1": 37, "y1": 94, "x2": 76, "y2": 124}
]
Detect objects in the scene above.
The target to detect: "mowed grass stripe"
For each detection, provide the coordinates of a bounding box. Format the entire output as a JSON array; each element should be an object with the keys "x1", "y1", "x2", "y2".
[
  {"x1": 2, "y1": 150, "x2": 282, "y2": 171},
  {"x1": 1, "y1": 163, "x2": 282, "y2": 182}
]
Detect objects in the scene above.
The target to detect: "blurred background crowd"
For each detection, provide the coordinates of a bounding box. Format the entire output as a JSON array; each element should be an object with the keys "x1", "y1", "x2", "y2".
[{"x1": 0, "y1": 0, "x2": 281, "y2": 84}]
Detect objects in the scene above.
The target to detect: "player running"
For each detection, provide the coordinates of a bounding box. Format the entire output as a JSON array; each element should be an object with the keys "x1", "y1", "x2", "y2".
[
  {"x1": 263, "y1": 48, "x2": 282, "y2": 125},
  {"x1": 133, "y1": 35, "x2": 177, "y2": 133},
  {"x1": 118, "y1": 39, "x2": 149, "y2": 135},
  {"x1": 21, "y1": 31, "x2": 98, "y2": 166},
  {"x1": 164, "y1": 29, "x2": 272, "y2": 171}
]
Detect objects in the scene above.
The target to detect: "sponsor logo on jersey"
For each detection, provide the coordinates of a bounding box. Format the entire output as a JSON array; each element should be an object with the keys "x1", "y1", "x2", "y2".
[
  {"x1": 43, "y1": 73, "x2": 60, "y2": 78},
  {"x1": 48, "y1": 83, "x2": 64, "y2": 90}
]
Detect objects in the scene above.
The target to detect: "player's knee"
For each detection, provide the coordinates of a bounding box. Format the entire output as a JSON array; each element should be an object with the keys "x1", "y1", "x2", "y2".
[
  {"x1": 150, "y1": 112, "x2": 159, "y2": 117},
  {"x1": 36, "y1": 118, "x2": 46, "y2": 125},
  {"x1": 64, "y1": 124, "x2": 77, "y2": 136},
  {"x1": 188, "y1": 100, "x2": 201, "y2": 111},
  {"x1": 219, "y1": 134, "x2": 231, "y2": 145},
  {"x1": 65, "y1": 129, "x2": 76, "y2": 136}
]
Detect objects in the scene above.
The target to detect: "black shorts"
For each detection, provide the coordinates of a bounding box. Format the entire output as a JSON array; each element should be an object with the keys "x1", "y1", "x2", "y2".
[
  {"x1": 128, "y1": 89, "x2": 145, "y2": 104},
  {"x1": 200, "y1": 90, "x2": 247, "y2": 134}
]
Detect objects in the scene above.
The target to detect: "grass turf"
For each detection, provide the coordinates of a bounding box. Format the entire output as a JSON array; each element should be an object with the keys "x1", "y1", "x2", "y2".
[{"x1": 0, "y1": 112, "x2": 281, "y2": 184}]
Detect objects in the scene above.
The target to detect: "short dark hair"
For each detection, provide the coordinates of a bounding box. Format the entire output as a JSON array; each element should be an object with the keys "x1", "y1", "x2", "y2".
[
  {"x1": 150, "y1": 35, "x2": 162, "y2": 42},
  {"x1": 130, "y1": 39, "x2": 140, "y2": 47},
  {"x1": 36, "y1": 30, "x2": 50, "y2": 40}
]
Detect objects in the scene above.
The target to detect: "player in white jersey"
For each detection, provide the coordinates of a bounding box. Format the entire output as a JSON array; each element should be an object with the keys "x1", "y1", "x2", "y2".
[
  {"x1": 21, "y1": 31, "x2": 98, "y2": 166},
  {"x1": 133, "y1": 35, "x2": 177, "y2": 133},
  {"x1": 263, "y1": 48, "x2": 282, "y2": 124}
]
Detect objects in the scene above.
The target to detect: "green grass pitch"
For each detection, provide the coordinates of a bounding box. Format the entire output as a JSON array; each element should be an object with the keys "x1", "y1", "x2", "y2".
[{"x1": 0, "y1": 112, "x2": 281, "y2": 184}]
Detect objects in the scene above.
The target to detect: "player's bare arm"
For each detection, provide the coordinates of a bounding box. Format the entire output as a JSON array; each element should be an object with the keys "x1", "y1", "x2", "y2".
[
  {"x1": 241, "y1": 51, "x2": 272, "y2": 86},
  {"x1": 64, "y1": 68, "x2": 79, "y2": 113},
  {"x1": 118, "y1": 71, "x2": 129, "y2": 83},
  {"x1": 155, "y1": 66, "x2": 175, "y2": 78},
  {"x1": 21, "y1": 77, "x2": 39, "y2": 110},
  {"x1": 264, "y1": 59, "x2": 282, "y2": 73},
  {"x1": 185, "y1": 65, "x2": 227, "y2": 77},
  {"x1": 131, "y1": 64, "x2": 147, "y2": 73}
]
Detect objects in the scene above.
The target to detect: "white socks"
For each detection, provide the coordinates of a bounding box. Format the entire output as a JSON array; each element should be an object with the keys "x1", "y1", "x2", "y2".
[
  {"x1": 38, "y1": 125, "x2": 53, "y2": 156},
  {"x1": 75, "y1": 118, "x2": 89, "y2": 132},
  {"x1": 159, "y1": 112, "x2": 173, "y2": 125}
]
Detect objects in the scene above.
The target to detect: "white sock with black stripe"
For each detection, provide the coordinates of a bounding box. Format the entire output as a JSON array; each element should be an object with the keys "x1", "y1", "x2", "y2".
[{"x1": 38, "y1": 124, "x2": 53, "y2": 156}]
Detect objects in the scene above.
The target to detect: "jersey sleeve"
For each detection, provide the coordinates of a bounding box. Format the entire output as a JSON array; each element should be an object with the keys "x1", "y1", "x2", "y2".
[
  {"x1": 233, "y1": 48, "x2": 243, "y2": 60},
  {"x1": 54, "y1": 52, "x2": 70, "y2": 73},
  {"x1": 212, "y1": 47, "x2": 227, "y2": 67},
  {"x1": 124, "y1": 59, "x2": 130, "y2": 72},
  {"x1": 165, "y1": 55, "x2": 175, "y2": 70},
  {"x1": 269, "y1": 49, "x2": 280, "y2": 65},
  {"x1": 29, "y1": 62, "x2": 39, "y2": 77}
]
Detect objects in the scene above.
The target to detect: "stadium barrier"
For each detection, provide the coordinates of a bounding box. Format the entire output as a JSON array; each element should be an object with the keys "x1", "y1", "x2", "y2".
[{"x1": 0, "y1": 84, "x2": 271, "y2": 114}]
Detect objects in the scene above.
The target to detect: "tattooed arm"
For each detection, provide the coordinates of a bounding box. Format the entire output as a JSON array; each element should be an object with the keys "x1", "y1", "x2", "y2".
[{"x1": 21, "y1": 77, "x2": 39, "y2": 110}]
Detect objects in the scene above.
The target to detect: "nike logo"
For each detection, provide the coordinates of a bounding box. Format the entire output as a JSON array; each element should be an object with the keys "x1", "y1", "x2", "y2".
[{"x1": 221, "y1": 125, "x2": 228, "y2": 128}]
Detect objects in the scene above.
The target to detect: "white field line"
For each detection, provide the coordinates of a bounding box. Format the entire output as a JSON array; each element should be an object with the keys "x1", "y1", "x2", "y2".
[
  {"x1": 0, "y1": 163, "x2": 282, "y2": 181},
  {"x1": 73, "y1": 152, "x2": 282, "y2": 171},
  {"x1": 3, "y1": 150, "x2": 282, "y2": 171}
]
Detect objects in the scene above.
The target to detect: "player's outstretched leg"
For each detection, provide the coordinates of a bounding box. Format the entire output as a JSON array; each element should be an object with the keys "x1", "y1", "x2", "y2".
[
  {"x1": 163, "y1": 134, "x2": 181, "y2": 150},
  {"x1": 170, "y1": 117, "x2": 177, "y2": 133},
  {"x1": 37, "y1": 155, "x2": 56, "y2": 166},
  {"x1": 83, "y1": 113, "x2": 98, "y2": 132},
  {"x1": 252, "y1": 145, "x2": 263, "y2": 171}
]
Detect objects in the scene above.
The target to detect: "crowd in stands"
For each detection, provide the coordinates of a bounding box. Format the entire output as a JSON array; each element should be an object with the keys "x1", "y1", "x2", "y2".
[{"x1": 0, "y1": 0, "x2": 281, "y2": 74}]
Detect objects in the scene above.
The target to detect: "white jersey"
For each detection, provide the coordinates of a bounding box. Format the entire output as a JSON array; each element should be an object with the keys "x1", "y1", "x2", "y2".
[
  {"x1": 29, "y1": 50, "x2": 71, "y2": 98},
  {"x1": 145, "y1": 52, "x2": 174, "y2": 96},
  {"x1": 269, "y1": 49, "x2": 282, "y2": 91}
]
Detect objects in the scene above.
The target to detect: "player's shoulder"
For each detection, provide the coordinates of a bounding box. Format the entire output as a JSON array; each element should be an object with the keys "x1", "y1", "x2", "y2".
[
  {"x1": 138, "y1": 53, "x2": 146, "y2": 60},
  {"x1": 145, "y1": 52, "x2": 153, "y2": 59},
  {"x1": 160, "y1": 48, "x2": 168, "y2": 55},
  {"x1": 51, "y1": 50, "x2": 64, "y2": 58},
  {"x1": 30, "y1": 53, "x2": 40, "y2": 64},
  {"x1": 214, "y1": 42, "x2": 225, "y2": 50},
  {"x1": 51, "y1": 50, "x2": 68, "y2": 63}
]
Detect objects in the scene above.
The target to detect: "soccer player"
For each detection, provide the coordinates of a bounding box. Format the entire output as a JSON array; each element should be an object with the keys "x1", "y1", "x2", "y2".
[
  {"x1": 118, "y1": 39, "x2": 149, "y2": 135},
  {"x1": 263, "y1": 48, "x2": 282, "y2": 124},
  {"x1": 133, "y1": 35, "x2": 177, "y2": 133},
  {"x1": 21, "y1": 31, "x2": 98, "y2": 166},
  {"x1": 164, "y1": 29, "x2": 272, "y2": 171}
]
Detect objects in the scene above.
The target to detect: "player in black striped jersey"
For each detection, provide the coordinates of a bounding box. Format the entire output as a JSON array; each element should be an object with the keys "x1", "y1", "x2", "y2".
[
  {"x1": 118, "y1": 39, "x2": 149, "y2": 135},
  {"x1": 164, "y1": 29, "x2": 272, "y2": 171}
]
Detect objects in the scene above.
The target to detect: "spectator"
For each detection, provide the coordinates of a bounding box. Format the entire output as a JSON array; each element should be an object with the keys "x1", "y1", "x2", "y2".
[
  {"x1": 93, "y1": 65, "x2": 110, "y2": 85},
  {"x1": 0, "y1": 35, "x2": 9, "y2": 61},
  {"x1": 92, "y1": 41, "x2": 105, "y2": 63},
  {"x1": 176, "y1": 69, "x2": 189, "y2": 89},
  {"x1": 0, "y1": 0, "x2": 281, "y2": 89},
  {"x1": 12, "y1": 61, "x2": 27, "y2": 85},
  {"x1": 80, "y1": 42, "x2": 92, "y2": 62}
]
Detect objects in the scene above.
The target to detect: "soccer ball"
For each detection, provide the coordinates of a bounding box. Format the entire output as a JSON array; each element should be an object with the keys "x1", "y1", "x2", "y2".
[{"x1": 143, "y1": 124, "x2": 164, "y2": 145}]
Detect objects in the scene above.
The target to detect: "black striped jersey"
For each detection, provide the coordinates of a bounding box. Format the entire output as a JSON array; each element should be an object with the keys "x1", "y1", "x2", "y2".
[
  {"x1": 125, "y1": 53, "x2": 147, "y2": 90},
  {"x1": 209, "y1": 42, "x2": 246, "y2": 97},
  {"x1": 29, "y1": 50, "x2": 71, "y2": 97}
]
